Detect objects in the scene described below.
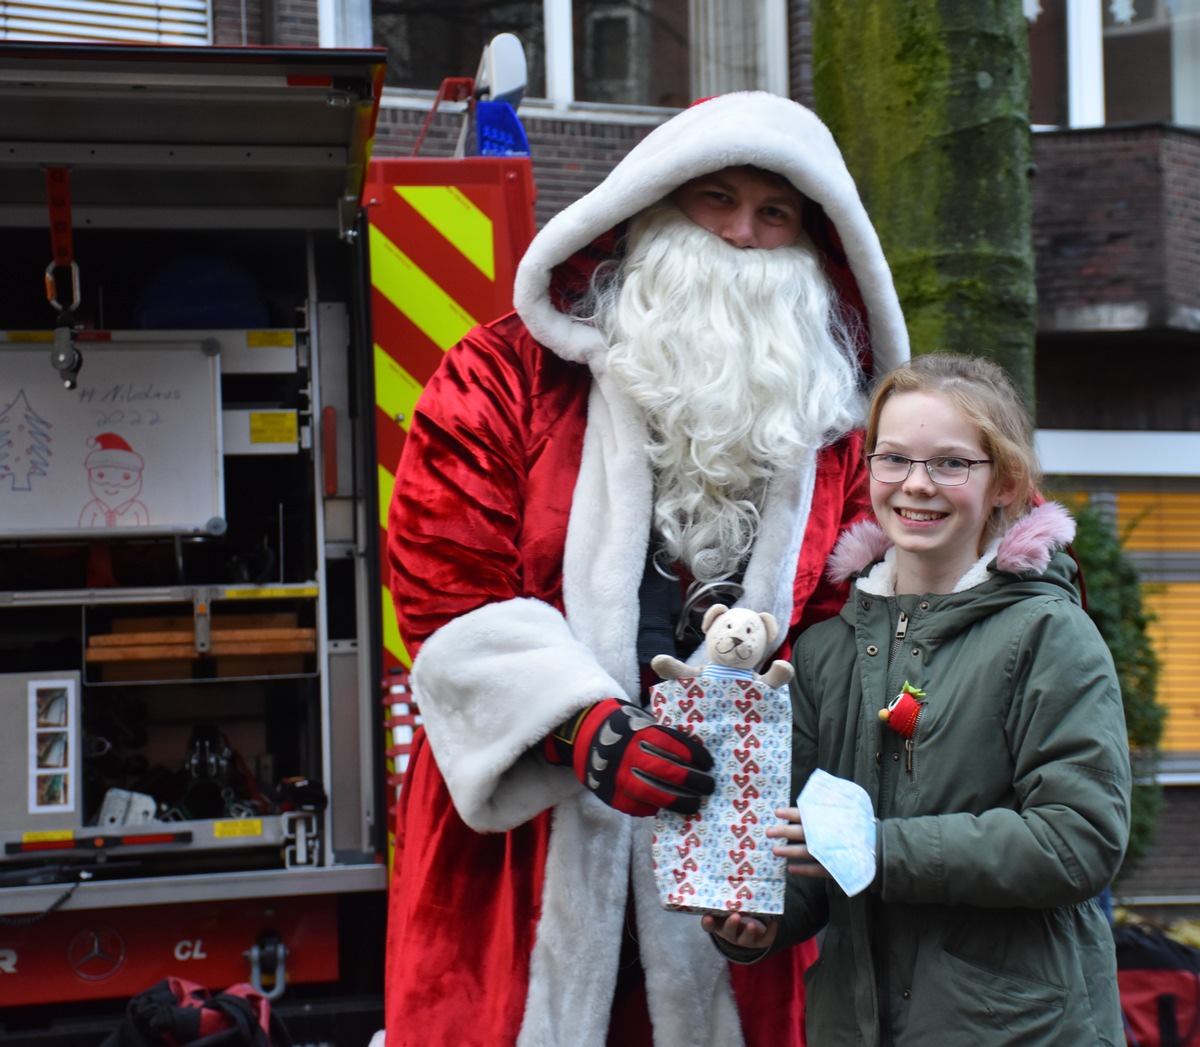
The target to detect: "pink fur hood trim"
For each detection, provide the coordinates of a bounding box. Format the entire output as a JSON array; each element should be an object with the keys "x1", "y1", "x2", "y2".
[{"x1": 826, "y1": 501, "x2": 1078, "y2": 584}]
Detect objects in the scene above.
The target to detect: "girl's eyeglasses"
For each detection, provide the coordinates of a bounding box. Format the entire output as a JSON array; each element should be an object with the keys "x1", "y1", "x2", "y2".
[{"x1": 866, "y1": 453, "x2": 993, "y2": 487}]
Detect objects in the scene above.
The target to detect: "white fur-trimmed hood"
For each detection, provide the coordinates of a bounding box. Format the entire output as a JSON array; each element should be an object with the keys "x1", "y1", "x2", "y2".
[{"x1": 512, "y1": 90, "x2": 909, "y2": 378}]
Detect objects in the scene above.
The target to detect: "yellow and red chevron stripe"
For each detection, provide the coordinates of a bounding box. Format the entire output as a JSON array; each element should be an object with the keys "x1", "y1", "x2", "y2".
[
  {"x1": 366, "y1": 156, "x2": 535, "y2": 677},
  {"x1": 366, "y1": 156, "x2": 535, "y2": 836}
]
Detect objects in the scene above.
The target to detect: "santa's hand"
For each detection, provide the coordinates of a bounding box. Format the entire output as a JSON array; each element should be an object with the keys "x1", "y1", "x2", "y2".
[{"x1": 544, "y1": 698, "x2": 714, "y2": 817}]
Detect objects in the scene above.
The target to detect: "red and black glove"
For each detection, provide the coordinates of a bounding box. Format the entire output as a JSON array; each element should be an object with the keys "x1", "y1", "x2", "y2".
[{"x1": 543, "y1": 698, "x2": 715, "y2": 817}]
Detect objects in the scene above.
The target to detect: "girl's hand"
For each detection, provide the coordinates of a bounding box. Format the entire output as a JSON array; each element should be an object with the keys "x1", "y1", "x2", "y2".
[
  {"x1": 701, "y1": 911, "x2": 778, "y2": 950},
  {"x1": 767, "y1": 806, "x2": 833, "y2": 879}
]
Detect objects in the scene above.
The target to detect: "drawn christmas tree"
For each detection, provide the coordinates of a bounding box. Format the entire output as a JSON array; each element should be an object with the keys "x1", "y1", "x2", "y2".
[{"x1": 0, "y1": 389, "x2": 53, "y2": 491}]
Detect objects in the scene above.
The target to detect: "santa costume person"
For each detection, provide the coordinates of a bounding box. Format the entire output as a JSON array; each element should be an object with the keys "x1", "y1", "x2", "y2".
[{"x1": 381, "y1": 91, "x2": 909, "y2": 1047}]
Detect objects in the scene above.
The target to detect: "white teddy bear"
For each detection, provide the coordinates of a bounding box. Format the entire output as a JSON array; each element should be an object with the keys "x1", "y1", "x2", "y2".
[{"x1": 650, "y1": 603, "x2": 795, "y2": 691}]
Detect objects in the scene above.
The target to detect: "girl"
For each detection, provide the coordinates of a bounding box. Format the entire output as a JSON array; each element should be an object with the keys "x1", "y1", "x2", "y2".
[{"x1": 705, "y1": 352, "x2": 1131, "y2": 1046}]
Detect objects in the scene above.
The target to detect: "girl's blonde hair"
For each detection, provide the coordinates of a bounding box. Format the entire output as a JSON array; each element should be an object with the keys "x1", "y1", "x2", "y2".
[{"x1": 864, "y1": 352, "x2": 1040, "y2": 540}]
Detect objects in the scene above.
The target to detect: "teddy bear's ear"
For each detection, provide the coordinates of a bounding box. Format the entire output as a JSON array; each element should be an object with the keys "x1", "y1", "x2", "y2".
[
  {"x1": 759, "y1": 611, "x2": 780, "y2": 649},
  {"x1": 701, "y1": 603, "x2": 729, "y2": 632}
]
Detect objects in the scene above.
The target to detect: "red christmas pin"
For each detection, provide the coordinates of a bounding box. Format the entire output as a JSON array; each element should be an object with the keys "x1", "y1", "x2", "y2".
[{"x1": 879, "y1": 681, "x2": 926, "y2": 739}]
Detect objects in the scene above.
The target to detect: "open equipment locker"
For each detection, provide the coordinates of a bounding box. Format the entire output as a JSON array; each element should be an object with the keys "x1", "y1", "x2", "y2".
[{"x1": 0, "y1": 41, "x2": 390, "y2": 1038}]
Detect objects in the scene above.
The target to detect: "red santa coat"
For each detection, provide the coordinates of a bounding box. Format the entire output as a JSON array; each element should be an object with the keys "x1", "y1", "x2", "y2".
[{"x1": 384, "y1": 91, "x2": 909, "y2": 1047}]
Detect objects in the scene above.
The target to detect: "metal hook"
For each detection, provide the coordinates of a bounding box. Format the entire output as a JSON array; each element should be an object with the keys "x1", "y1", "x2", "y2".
[
  {"x1": 245, "y1": 933, "x2": 289, "y2": 1001},
  {"x1": 44, "y1": 259, "x2": 81, "y2": 314}
]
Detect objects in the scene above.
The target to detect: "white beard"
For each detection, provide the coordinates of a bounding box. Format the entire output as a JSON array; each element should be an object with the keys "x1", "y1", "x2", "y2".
[{"x1": 595, "y1": 202, "x2": 863, "y2": 583}]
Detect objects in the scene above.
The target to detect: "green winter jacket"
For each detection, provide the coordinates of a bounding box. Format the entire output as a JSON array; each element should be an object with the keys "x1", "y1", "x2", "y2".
[{"x1": 779, "y1": 503, "x2": 1131, "y2": 1047}]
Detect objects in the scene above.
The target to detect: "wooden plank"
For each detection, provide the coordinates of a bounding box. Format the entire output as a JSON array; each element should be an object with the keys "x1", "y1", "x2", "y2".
[
  {"x1": 89, "y1": 627, "x2": 315, "y2": 647},
  {"x1": 86, "y1": 638, "x2": 316, "y2": 662}
]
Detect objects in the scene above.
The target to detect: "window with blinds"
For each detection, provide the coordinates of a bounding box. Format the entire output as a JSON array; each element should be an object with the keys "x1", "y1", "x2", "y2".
[
  {"x1": 0, "y1": 0, "x2": 211, "y2": 45},
  {"x1": 1112, "y1": 489, "x2": 1200, "y2": 755},
  {"x1": 1118, "y1": 491, "x2": 1200, "y2": 554},
  {"x1": 1144, "y1": 581, "x2": 1200, "y2": 754}
]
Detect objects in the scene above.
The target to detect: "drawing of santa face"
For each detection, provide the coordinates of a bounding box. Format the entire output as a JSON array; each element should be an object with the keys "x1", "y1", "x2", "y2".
[
  {"x1": 88, "y1": 464, "x2": 141, "y2": 503},
  {"x1": 84, "y1": 433, "x2": 144, "y2": 507}
]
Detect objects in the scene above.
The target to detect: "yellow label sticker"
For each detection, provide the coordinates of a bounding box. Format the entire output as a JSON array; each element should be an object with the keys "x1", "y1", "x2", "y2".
[
  {"x1": 6, "y1": 331, "x2": 54, "y2": 343},
  {"x1": 23, "y1": 830, "x2": 74, "y2": 842},
  {"x1": 223, "y1": 586, "x2": 319, "y2": 600},
  {"x1": 213, "y1": 819, "x2": 263, "y2": 839},
  {"x1": 249, "y1": 412, "x2": 298, "y2": 445},
  {"x1": 247, "y1": 331, "x2": 295, "y2": 347}
]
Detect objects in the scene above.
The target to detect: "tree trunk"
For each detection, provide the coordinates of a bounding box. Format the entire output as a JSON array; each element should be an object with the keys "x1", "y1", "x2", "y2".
[{"x1": 811, "y1": 0, "x2": 1036, "y2": 401}]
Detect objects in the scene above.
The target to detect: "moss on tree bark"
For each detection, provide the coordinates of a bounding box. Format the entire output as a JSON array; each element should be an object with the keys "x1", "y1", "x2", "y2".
[{"x1": 812, "y1": 0, "x2": 1036, "y2": 401}]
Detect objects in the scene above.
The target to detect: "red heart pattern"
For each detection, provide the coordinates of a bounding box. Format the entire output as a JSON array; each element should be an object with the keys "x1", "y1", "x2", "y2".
[{"x1": 649, "y1": 674, "x2": 791, "y2": 916}]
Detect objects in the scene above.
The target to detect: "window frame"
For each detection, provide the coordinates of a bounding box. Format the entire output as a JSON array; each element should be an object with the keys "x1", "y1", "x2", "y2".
[
  {"x1": 333, "y1": 0, "x2": 787, "y2": 120},
  {"x1": 1031, "y1": 0, "x2": 1200, "y2": 130}
]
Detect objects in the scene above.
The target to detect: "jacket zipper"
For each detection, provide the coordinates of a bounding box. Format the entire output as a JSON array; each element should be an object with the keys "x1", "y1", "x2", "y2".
[
  {"x1": 880, "y1": 607, "x2": 913, "y2": 1042},
  {"x1": 888, "y1": 610, "x2": 908, "y2": 666},
  {"x1": 887, "y1": 610, "x2": 917, "y2": 776}
]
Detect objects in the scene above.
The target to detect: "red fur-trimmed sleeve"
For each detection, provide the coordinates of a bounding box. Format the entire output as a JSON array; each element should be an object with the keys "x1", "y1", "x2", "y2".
[{"x1": 386, "y1": 315, "x2": 589, "y2": 657}]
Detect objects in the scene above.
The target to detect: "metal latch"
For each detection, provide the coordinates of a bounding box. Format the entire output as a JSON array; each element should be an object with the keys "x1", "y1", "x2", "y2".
[
  {"x1": 50, "y1": 309, "x2": 82, "y2": 389},
  {"x1": 281, "y1": 810, "x2": 319, "y2": 869},
  {"x1": 193, "y1": 590, "x2": 213, "y2": 654},
  {"x1": 244, "y1": 930, "x2": 288, "y2": 1001}
]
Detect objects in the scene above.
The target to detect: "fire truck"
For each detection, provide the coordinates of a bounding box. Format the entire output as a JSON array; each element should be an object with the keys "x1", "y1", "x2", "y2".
[{"x1": 0, "y1": 39, "x2": 535, "y2": 1044}]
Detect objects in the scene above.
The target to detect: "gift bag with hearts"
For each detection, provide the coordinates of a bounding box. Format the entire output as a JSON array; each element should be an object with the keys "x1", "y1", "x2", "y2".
[{"x1": 649, "y1": 671, "x2": 791, "y2": 915}]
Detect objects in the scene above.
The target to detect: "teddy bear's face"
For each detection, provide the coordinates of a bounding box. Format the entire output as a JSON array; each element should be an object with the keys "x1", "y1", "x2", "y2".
[{"x1": 705, "y1": 609, "x2": 771, "y2": 669}]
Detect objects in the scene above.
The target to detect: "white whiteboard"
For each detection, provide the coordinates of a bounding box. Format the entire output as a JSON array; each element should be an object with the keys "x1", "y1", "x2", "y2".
[{"x1": 0, "y1": 341, "x2": 225, "y2": 537}]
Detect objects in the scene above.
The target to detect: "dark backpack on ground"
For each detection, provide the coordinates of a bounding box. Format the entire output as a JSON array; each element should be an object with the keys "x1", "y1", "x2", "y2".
[
  {"x1": 1115, "y1": 922, "x2": 1200, "y2": 1047},
  {"x1": 101, "y1": 976, "x2": 292, "y2": 1047}
]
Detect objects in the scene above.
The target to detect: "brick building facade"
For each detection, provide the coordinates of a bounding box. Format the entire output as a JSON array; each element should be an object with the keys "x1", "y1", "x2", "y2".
[{"x1": 1033, "y1": 126, "x2": 1200, "y2": 432}]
